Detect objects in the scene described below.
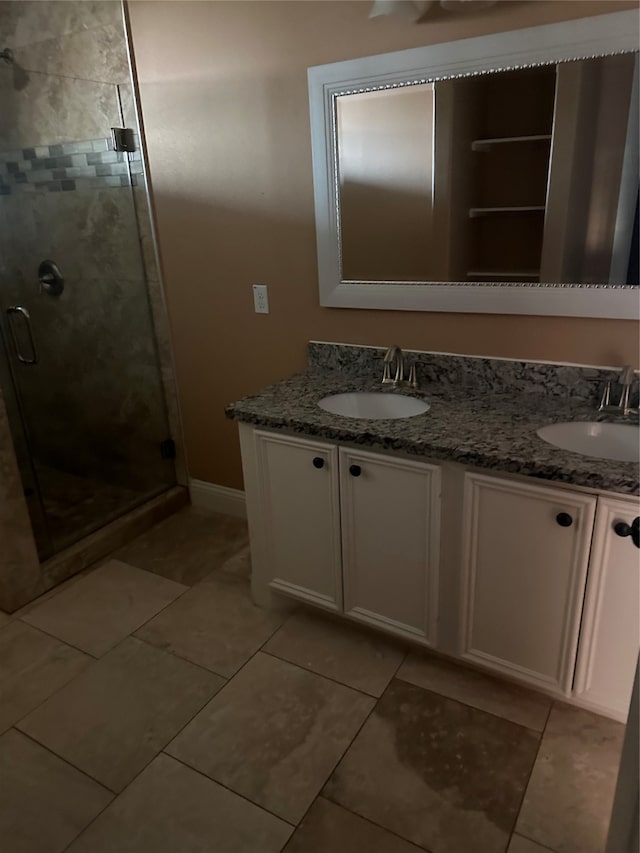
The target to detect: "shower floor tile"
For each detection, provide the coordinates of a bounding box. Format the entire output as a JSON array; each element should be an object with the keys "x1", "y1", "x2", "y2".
[{"x1": 36, "y1": 464, "x2": 144, "y2": 552}]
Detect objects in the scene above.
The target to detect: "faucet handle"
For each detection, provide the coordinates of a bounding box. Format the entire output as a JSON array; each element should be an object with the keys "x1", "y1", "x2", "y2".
[
  {"x1": 407, "y1": 363, "x2": 418, "y2": 388},
  {"x1": 383, "y1": 345, "x2": 401, "y2": 363},
  {"x1": 618, "y1": 366, "x2": 638, "y2": 416},
  {"x1": 394, "y1": 352, "x2": 405, "y2": 385},
  {"x1": 598, "y1": 380, "x2": 611, "y2": 412},
  {"x1": 619, "y1": 365, "x2": 636, "y2": 386}
]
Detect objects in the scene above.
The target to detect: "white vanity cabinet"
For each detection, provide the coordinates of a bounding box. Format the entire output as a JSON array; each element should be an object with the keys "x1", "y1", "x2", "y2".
[
  {"x1": 253, "y1": 431, "x2": 343, "y2": 612},
  {"x1": 574, "y1": 496, "x2": 640, "y2": 721},
  {"x1": 460, "y1": 473, "x2": 597, "y2": 695},
  {"x1": 250, "y1": 429, "x2": 441, "y2": 644},
  {"x1": 339, "y1": 447, "x2": 440, "y2": 644},
  {"x1": 241, "y1": 423, "x2": 638, "y2": 719}
]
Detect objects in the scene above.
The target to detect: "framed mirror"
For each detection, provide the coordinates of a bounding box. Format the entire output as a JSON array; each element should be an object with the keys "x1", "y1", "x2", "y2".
[{"x1": 308, "y1": 10, "x2": 639, "y2": 318}]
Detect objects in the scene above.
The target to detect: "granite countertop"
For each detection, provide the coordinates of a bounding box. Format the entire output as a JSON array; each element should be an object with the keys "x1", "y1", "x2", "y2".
[{"x1": 227, "y1": 367, "x2": 639, "y2": 496}]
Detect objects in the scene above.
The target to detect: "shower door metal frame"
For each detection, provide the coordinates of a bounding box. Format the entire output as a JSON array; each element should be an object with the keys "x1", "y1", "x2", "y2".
[{"x1": 0, "y1": 320, "x2": 53, "y2": 559}]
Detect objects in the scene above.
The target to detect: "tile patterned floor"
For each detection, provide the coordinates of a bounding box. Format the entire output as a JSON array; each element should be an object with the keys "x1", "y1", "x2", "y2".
[
  {"x1": 35, "y1": 463, "x2": 143, "y2": 553},
  {"x1": 0, "y1": 506, "x2": 626, "y2": 853}
]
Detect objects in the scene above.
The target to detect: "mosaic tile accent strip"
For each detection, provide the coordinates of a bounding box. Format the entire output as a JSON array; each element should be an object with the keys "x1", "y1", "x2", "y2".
[{"x1": 0, "y1": 136, "x2": 143, "y2": 195}]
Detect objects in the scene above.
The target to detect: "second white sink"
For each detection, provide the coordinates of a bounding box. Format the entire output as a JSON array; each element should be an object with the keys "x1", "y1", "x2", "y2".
[
  {"x1": 537, "y1": 421, "x2": 639, "y2": 462},
  {"x1": 318, "y1": 392, "x2": 430, "y2": 419}
]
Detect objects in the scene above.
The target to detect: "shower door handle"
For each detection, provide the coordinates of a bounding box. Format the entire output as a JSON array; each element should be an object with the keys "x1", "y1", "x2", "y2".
[{"x1": 6, "y1": 306, "x2": 38, "y2": 364}]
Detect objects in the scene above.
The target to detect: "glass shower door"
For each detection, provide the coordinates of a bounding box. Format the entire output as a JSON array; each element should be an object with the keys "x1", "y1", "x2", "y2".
[{"x1": 0, "y1": 67, "x2": 176, "y2": 558}]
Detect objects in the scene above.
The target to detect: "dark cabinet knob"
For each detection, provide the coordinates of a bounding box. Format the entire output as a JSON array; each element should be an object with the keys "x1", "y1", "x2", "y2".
[
  {"x1": 312, "y1": 457, "x2": 324, "y2": 469},
  {"x1": 349, "y1": 464, "x2": 362, "y2": 477},
  {"x1": 614, "y1": 517, "x2": 640, "y2": 549},
  {"x1": 556, "y1": 512, "x2": 573, "y2": 527}
]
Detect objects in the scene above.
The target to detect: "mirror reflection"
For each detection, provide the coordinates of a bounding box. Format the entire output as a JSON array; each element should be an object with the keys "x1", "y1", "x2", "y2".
[{"x1": 336, "y1": 55, "x2": 638, "y2": 285}]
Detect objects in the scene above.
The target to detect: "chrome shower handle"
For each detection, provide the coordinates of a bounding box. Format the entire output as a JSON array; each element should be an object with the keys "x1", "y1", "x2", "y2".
[{"x1": 6, "y1": 306, "x2": 38, "y2": 364}]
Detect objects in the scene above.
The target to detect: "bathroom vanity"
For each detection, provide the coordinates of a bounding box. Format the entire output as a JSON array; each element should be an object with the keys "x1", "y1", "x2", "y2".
[{"x1": 228, "y1": 344, "x2": 640, "y2": 723}]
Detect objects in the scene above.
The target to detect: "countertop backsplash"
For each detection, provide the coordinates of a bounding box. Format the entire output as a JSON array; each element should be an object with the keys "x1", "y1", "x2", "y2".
[{"x1": 307, "y1": 341, "x2": 636, "y2": 405}]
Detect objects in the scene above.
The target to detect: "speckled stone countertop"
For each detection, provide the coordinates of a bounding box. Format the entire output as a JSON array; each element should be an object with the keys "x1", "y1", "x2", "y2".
[{"x1": 227, "y1": 344, "x2": 639, "y2": 496}]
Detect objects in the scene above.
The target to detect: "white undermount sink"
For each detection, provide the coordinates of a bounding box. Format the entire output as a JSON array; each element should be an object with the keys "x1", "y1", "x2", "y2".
[
  {"x1": 537, "y1": 421, "x2": 639, "y2": 462},
  {"x1": 318, "y1": 392, "x2": 430, "y2": 419}
]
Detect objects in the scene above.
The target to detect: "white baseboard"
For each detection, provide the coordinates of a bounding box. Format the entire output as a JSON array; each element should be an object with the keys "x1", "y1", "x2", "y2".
[{"x1": 189, "y1": 479, "x2": 246, "y2": 518}]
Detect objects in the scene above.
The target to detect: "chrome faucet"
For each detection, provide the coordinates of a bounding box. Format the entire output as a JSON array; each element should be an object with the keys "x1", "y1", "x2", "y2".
[
  {"x1": 619, "y1": 365, "x2": 638, "y2": 417},
  {"x1": 598, "y1": 365, "x2": 638, "y2": 417},
  {"x1": 382, "y1": 345, "x2": 404, "y2": 385},
  {"x1": 381, "y1": 346, "x2": 418, "y2": 388}
]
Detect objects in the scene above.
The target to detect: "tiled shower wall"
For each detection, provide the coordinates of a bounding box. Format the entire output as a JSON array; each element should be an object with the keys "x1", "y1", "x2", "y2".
[{"x1": 0, "y1": 0, "x2": 185, "y2": 491}]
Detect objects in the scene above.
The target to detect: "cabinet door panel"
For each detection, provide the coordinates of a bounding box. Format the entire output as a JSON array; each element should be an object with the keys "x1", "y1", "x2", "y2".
[
  {"x1": 574, "y1": 496, "x2": 640, "y2": 721},
  {"x1": 255, "y1": 431, "x2": 342, "y2": 611},
  {"x1": 340, "y1": 448, "x2": 440, "y2": 644},
  {"x1": 461, "y1": 473, "x2": 596, "y2": 694}
]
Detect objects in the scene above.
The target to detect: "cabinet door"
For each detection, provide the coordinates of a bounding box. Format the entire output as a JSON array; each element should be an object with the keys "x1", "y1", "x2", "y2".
[
  {"x1": 461, "y1": 473, "x2": 596, "y2": 694},
  {"x1": 574, "y1": 496, "x2": 640, "y2": 721},
  {"x1": 255, "y1": 431, "x2": 342, "y2": 611},
  {"x1": 340, "y1": 447, "x2": 440, "y2": 644}
]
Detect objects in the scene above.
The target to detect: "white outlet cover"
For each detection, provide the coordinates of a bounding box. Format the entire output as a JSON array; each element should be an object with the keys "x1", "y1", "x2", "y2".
[{"x1": 252, "y1": 284, "x2": 269, "y2": 314}]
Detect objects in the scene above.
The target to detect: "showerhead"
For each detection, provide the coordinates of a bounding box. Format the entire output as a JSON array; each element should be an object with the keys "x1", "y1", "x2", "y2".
[{"x1": 1, "y1": 47, "x2": 13, "y2": 64}]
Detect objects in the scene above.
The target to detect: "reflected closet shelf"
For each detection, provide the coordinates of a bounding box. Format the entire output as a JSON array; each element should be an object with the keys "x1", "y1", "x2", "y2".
[
  {"x1": 468, "y1": 206, "x2": 546, "y2": 218},
  {"x1": 471, "y1": 134, "x2": 552, "y2": 151},
  {"x1": 466, "y1": 270, "x2": 540, "y2": 280}
]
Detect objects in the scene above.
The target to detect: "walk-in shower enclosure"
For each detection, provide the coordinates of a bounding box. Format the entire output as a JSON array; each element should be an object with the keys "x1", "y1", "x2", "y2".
[{"x1": 0, "y1": 1, "x2": 185, "y2": 610}]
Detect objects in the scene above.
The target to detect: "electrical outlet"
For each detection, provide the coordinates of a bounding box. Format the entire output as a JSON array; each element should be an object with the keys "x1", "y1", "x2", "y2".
[{"x1": 252, "y1": 283, "x2": 269, "y2": 314}]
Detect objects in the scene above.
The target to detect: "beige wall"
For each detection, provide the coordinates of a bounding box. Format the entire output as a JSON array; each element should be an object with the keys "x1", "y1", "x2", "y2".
[{"x1": 127, "y1": 0, "x2": 640, "y2": 490}]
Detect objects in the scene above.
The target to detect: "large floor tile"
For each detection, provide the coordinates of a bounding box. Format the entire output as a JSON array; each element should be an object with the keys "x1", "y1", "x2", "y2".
[
  {"x1": 0, "y1": 620, "x2": 89, "y2": 733},
  {"x1": 136, "y1": 575, "x2": 282, "y2": 677},
  {"x1": 0, "y1": 610, "x2": 11, "y2": 628},
  {"x1": 22, "y1": 560, "x2": 186, "y2": 657},
  {"x1": 325, "y1": 679, "x2": 540, "y2": 853},
  {"x1": 508, "y1": 835, "x2": 556, "y2": 853},
  {"x1": 167, "y1": 652, "x2": 374, "y2": 823},
  {"x1": 283, "y1": 797, "x2": 423, "y2": 853},
  {"x1": 207, "y1": 542, "x2": 251, "y2": 583},
  {"x1": 265, "y1": 609, "x2": 404, "y2": 697},
  {"x1": 67, "y1": 753, "x2": 291, "y2": 853},
  {"x1": 516, "y1": 703, "x2": 624, "y2": 853},
  {"x1": 0, "y1": 728, "x2": 112, "y2": 853},
  {"x1": 114, "y1": 506, "x2": 248, "y2": 585},
  {"x1": 12, "y1": 564, "x2": 98, "y2": 621},
  {"x1": 18, "y1": 636, "x2": 223, "y2": 792},
  {"x1": 398, "y1": 652, "x2": 551, "y2": 731}
]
